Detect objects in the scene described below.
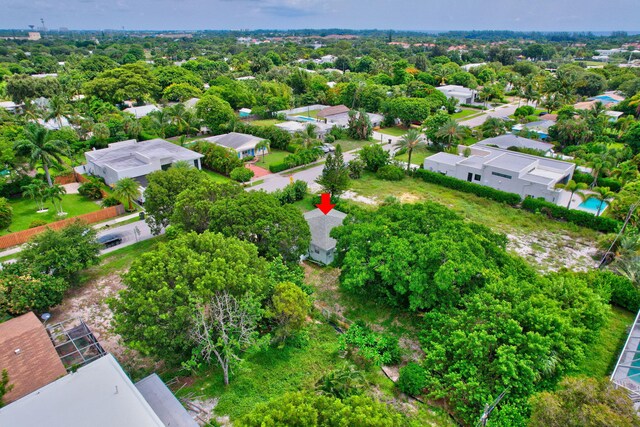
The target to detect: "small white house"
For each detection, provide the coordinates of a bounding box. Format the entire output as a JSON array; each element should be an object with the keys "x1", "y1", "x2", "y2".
[
  {"x1": 304, "y1": 208, "x2": 347, "y2": 265},
  {"x1": 123, "y1": 105, "x2": 161, "y2": 119},
  {"x1": 436, "y1": 85, "x2": 477, "y2": 104}
]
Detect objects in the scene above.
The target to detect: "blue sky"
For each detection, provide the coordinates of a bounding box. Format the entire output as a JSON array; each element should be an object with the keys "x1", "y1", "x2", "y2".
[{"x1": 2, "y1": 0, "x2": 639, "y2": 31}]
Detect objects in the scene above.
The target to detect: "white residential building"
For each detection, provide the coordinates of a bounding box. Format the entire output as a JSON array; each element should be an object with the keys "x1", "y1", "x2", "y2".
[
  {"x1": 84, "y1": 139, "x2": 203, "y2": 185},
  {"x1": 123, "y1": 105, "x2": 161, "y2": 119},
  {"x1": 435, "y1": 85, "x2": 477, "y2": 104},
  {"x1": 423, "y1": 144, "x2": 575, "y2": 204}
]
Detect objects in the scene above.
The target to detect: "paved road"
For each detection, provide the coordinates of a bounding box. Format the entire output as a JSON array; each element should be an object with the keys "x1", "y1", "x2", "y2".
[
  {"x1": 251, "y1": 131, "x2": 400, "y2": 193},
  {"x1": 458, "y1": 101, "x2": 523, "y2": 127},
  {"x1": 97, "y1": 219, "x2": 158, "y2": 254}
]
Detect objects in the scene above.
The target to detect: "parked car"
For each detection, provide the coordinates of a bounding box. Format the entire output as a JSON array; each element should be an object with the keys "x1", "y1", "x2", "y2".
[
  {"x1": 97, "y1": 233, "x2": 123, "y2": 248},
  {"x1": 320, "y1": 144, "x2": 336, "y2": 153}
]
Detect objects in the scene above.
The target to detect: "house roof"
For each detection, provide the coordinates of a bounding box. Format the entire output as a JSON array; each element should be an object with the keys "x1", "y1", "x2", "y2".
[
  {"x1": 123, "y1": 105, "x2": 161, "y2": 118},
  {"x1": 436, "y1": 85, "x2": 475, "y2": 97},
  {"x1": 85, "y1": 139, "x2": 203, "y2": 171},
  {"x1": 204, "y1": 132, "x2": 265, "y2": 151},
  {"x1": 539, "y1": 113, "x2": 558, "y2": 121},
  {"x1": 303, "y1": 208, "x2": 347, "y2": 251},
  {"x1": 0, "y1": 312, "x2": 67, "y2": 404},
  {"x1": 477, "y1": 134, "x2": 554, "y2": 152},
  {"x1": 317, "y1": 105, "x2": 350, "y2": 119},
  {"x1": 0, "y1": 354, "x2": 164, "y2": 426},
  {"x1": 183, "y1": 98, "x2": 199, "y2": 109},
  {"x1": 136, "y1": 374, "x2": 198, "y2": 427}
]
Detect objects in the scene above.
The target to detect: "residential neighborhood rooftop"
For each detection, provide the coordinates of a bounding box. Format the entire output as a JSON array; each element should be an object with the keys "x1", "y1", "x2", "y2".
[
  {"x1": 203, "y1": 132, "x2": 266, "y2": 151},
  {"x1": 477, "y1": 134, "x2": 554, "y2": 152},
  {"x1": 304, "y1": 208, "x2": 347, "y2": 251},
  {"x1": 0, "y1": 312, "x2": 67, "y2": 404},
  {"x1": 317, "y1": 104, "x2": 350, "y2": 118}
]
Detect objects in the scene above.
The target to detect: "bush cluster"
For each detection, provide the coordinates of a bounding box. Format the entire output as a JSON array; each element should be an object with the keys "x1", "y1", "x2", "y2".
[
  {"x1": 522, "y1": 197, "x2": 621, "y2": 233},
  {"x1": 78, "y1": 180, "x2": 104, "y2": 200},
  {"x1": 192, "y1": 141, "x2": 242, "y2": 176},
  {"x1": 269, "y1": 148, "x2": 322, "y2": 173},
  {"x1": 272, "y1": 180, "x2": 308, "y2": 205},
  {"x1": 414, "y1": 169, "x2": 521, "y2": 205},
  {"x1": 376, "y1": 165, "x2": 405, "y2": 181},
  {"x1": 397, "y1": 362, "x2": 427, "y2": 396},
  {"x1": 338, "y1": 321, "x2": 401, "y2": 366}
]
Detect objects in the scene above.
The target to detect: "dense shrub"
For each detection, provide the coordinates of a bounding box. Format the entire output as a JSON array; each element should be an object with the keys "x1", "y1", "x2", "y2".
[
  {"x1": 572, "y1": 172, "x2": 621, "y2": 192},
  {"x1": 338, "y1": 321, "x2": 401, "y2": 366},
  {"x1": 78, "y1": 181, "x2": 104, "y2": 200},
  {"x1": 0, "y1": 264, "x2": 67, "y2": 315},
  {"x1": 377, "y1": 165, "x2": 405, "y2": 181},
  {"x1": 358, "y1": 144, "x2": 389, "y2": 172},
  {"x1": 285, "y1": 143, "x2": 301, "y2": 153},
  {"x1": 233, "y1": 122, "x2": 292, "y2": 150},
  {"x1": 414, "y1": 169, "x2": 521, "y2": 206},
  {"x1": 28, "y1": 219, "x2": 48, "y2": 229},
  {"x1": 269, "y1": 162, "x2": 289, "y2": 173},
  {"x1": 230, "y1": 166, "x2": 254, "y2": 183},
  {"x1": 582, "y1": 270, "x2": 640, "y2": 312},
  {"x1": 397, "y1": 362, "x2": 427, "y2": 396},
  {"x1": 0, "y1": 174, "x2": 33, "y2": 197},
  {"x1": 273, "y1": 180, "x2": 308, "y2": 204},
  {"x1": 0, "y1": 198, "x2": 12, "y2": 230},
  {"x1": 271, "y1": 148, "x2": 323, "y2": 172},
  {"x1": 192, "y1": 141, "x2": 243, "y2": 176},
  {"x1": 101, "y1": 196, "x2": 121, "y2": 207},
  {"x1": 348, "y1": 159, "x2": 365, "y2": 179},
  {"x1": 522, "y1": 197, "x2": 621, "y2": 233}
]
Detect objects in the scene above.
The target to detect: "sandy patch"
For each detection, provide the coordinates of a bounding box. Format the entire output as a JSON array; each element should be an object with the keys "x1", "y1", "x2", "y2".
[
  {"x1": 507, "y1": 232, "x2": 598, "y2": 273},
  {"x1": 62, "y1": 182, "x2": 81, "y2": 194},
  {"x1": 341, "y1": 190, "x2": 377, "y2": 205},
  {"x1": 50, "y1": 272, "x2": 158, "y2": 373}
]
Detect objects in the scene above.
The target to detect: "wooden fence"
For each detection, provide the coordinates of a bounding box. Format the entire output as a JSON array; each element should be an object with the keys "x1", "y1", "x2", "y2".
[
  {"x1": 54, "y1": 173, "x2": 90, "y2": 185},
  {"x1": 0, "y1": 204, "x2": 125, "y2": 250}
]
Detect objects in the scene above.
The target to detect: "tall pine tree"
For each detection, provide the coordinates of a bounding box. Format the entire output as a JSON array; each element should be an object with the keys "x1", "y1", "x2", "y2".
[{"x1": 316, "y1": 144, "x2": 350, "y2": 197}]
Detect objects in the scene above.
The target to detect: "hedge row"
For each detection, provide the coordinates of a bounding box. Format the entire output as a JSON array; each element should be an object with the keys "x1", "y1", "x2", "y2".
[
  {"x1": 582, "y1": 270, "x2": 640, "y2": 313},
  {"x1": 522, "y1": 197, "x2": 621, "y2": 233},
  {"x1": 573, "y1": 171, "x2": 621, "y2": 192},
  {"x1": 414, "y1": 169, "x2": 522, "y2": 206},
  {"x1": 269, "y1": 163, "x2": 289, "y2": 173}
]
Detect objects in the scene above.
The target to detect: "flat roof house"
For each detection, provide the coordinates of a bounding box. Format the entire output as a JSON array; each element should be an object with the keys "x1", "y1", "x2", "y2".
[
  {"x1": 275, "y1": 121, "x2": 333, "y2": 138},
  {"x1": 424, "y1": 144, "x2": 575, "y2": 204},
  {"x1": 84, "y1": 139, "x2": 203, "y2": 186},
  {"x1": 123, "y1": 105, "x2": 161, "y2": 119},
  {"x1": 0, "y1": 312, "x2": 67, "y2": 405},
  {"x1": 436, "y1": 85, "x2": 477, "y2": 104},
  {"x1": 201, "y1": 132, "x2": 268, "y2": 159},
  {"x1": 477, "y1": 134, "x2": 554, "y2": 153},
  {"x1": 0, "y1": 353, "x2": 197, "y2": 427},
  {"x1": 303, "y1": 208, "x2": 347, "y2": 265}
]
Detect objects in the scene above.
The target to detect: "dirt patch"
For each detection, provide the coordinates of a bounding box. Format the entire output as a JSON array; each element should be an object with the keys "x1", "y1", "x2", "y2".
[
  {"x1": 399, "y1": 193, "x2": 420, "y2": 203},
  {"x1": 507, "y1": 231, "x2": 598, "y2": 273},
  {"x1": 50, "y1": 272, "x2": 158, "y2": 373},
  {"x1": 341, "y1": 190, "x2": 378, "y2": 205}
]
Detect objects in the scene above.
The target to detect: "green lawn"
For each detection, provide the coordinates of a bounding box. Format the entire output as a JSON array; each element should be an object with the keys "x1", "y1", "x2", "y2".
[
  {"x1": 249, "y1": 119, "x2": 284, "y2": 127},
  {"x1": 334, "y1": 139, "x2": 372, "y2": 152},
  {"x1": 292, "y1": 193, "x2": 317, "y2": 212},
  {"x1": 394, "y1": 148, "x2": 436, "y2": 165},
  {"x1": 348, "y1": 173, "x2": 599, "y2": 241},
  {"x1": 201, "y1": 169, "x2": 233, "y2": 183},
  {"x1": 377, "y1": 127, "x2": 408, "y2": 137},
  {"x1": 293, "y1": 110, "x2": 318, "y2": 118},
  {"x1": 177, "y1": 323, "x2": 342, "y2": 421},
  {"x1": 255, "y1": 149, "x2": 289, "y2": 168},
  {"x1": 574, "y1": 306, "x2": 636, "y2": 378},
  {"x1": 451, "y1": 109, "x2": 482, "y2": 120},
  {"x1": 3, "y1": 194, "x2": 103, "y2": 235}
]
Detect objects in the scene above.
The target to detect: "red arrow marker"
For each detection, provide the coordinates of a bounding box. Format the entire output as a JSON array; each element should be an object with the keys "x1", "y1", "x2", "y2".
[{"x1": 316, "y1": 193, "x2": 335, "y2": 215}]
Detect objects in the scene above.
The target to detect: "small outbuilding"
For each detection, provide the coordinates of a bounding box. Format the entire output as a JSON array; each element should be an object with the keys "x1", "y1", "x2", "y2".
[{"x1": 303, "y1": 208, "x2": 347, "y2": 265}]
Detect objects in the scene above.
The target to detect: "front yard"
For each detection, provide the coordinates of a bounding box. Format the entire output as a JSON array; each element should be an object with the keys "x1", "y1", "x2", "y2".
[
  {"x1": 249, "y1": 119, "x2": 285, "y2": 127},
  {"x1": 377, "y1": 127, "x2": 407, "y2": 137},
  {"x1": 394, "y1": 147, "x2": 436, "y2": 165},
  {"x1": 255, "y1": 149, "x2": 289, "y2": 168},
  {"x1": 2, "y1": 194, "x2": 103, "y2": 235}
]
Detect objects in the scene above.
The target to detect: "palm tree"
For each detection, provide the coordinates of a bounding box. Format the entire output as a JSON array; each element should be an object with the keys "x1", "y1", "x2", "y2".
[
  {"x1": 255, "y1": 140, "x2": 270, "y2": 163},
  {"x1": 20, "y1": 98, "x2": 43, "y2": 122},
  {"x1": 45, "y1": 184, "x2": 67, "y2": 215},
  {"x1": 555, "y1": 180, "x2": 588, "y2": 209},
  {"x1": 395, "y1": 129, "x2": 425, "y2": 171},
  {"x1": 166, "y1": 103, "x2": 197, "y2": 136},
  {"x1": 591, "y1": 186, "x2": 614, "y2": 216},
  {"x1": 300, "y1": 124, "x2": 318, "y2": 149},
  {"x1": 612, "y1": 161, "x2": 639, "y2": 185},
  {"x1": 46, "y1": 95, "x2": 73, "y2": 129},
  {"x1": 113, "y1": 177, "x2": 141, "y2": 212},
  {"x1": 435, "y1": 119, "x2": 465, "y2": 148},
  {"x1": 587, "y1": 153, "x2": 613, "y2": 188},
  {"x1": 21, "y1": 179, "x2": 48, "y2": 211},
  {"x1": 148, "y1": 109, "x2": 170, "y2": 138},
  {"x1": 14, "y1": 123, "x2": 69, "y2": 187}
]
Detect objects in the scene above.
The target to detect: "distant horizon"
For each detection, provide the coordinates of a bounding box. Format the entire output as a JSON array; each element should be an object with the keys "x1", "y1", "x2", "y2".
[{"x1": 3, "y1": 0, "x2": 639, "y2": 35}]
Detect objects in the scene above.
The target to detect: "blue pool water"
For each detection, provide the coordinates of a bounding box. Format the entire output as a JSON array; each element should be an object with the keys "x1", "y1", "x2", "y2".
[
  {"x1": 297, "y1": 116, "x2": 317, "y2": 122},
  {"x1": 593, "y1": 95, "x2": 619, "y2": 104},
  {"x1": 578, "y1": 197, "x2": 608, "y2": 215}
]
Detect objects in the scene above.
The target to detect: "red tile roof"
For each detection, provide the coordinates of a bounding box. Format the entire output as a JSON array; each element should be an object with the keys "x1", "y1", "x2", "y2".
[
  {"x1": 317, "y1": 105, "x2": 350, "y2": 119},
  {"x1": 0, "y1": 312, "x2": 67, "y2": 404}
]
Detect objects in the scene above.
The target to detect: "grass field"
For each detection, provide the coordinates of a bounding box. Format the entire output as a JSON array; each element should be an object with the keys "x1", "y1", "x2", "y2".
[
  {"x1": 293, "y1": 110, "x2": 318, "y2": 118},
  {"x1": 377, "y1": 127, "x2": 407, "y2": 137},
  {"x1": 451, "y1": 109, "x2": 482, "y2": 120},
  {"x1": 574, "y1": 306, "x2": 635, "y2": 378},
  {"x1": 3, "y1": 194, "x2": 103, "y2": 235},
  {"x1": 255, "y1": 149, "x2": 289, "y2": 168},
  {"x1": 348, "y1": 173, "x2": 599, "y2": 241},
  {"x1": 334, "y1": 138, "x2": 372, "y2": 152},
  {"x1": 201, "y1": 169, "x2": 233, "y2": 183},
  {"x1": 249, "y1": 119, "x2": 284, "y2": 127},
  {"x1": 394, "y1": 148, "x2": 436, "y2": 165}
]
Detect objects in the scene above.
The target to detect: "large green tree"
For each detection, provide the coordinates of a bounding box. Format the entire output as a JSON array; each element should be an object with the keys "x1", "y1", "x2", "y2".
[
  {"x1": 209, "y1": 191, "x2": 310, "y2": 263},
  {"x1": 196, "y1": 94, "x2": 235, "y2": 134},
  {"x1": 316, "y1": 145, "x2": 350, "y2": 197},
  {"x1": 110, "y1": 231, "x2": 273, "y2": 363}
]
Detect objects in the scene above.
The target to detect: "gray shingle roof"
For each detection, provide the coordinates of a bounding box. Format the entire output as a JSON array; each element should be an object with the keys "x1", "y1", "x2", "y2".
[
  {"x1": 204, "y1": 132, "x2": 265, "y2": 150},
  {"x1": 304, "y1": 208, "x2": 347, "y2": 251}
]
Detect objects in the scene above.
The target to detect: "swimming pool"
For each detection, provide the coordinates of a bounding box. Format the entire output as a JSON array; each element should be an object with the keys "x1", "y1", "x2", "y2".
[
  {"x1": 593, "y1": 95, "x2": 619, "y2": 104},
  {"x1": 578, "y1": 197, "x2": 608, "y2": 215},
  {"x1": 297, "y1": 116, "x2": 317, "y2": 122}
]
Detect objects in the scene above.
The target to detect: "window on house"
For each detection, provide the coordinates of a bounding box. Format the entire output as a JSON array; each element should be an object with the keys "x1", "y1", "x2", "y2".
[
  {"x1": 491, "y1": 171, "x2": 512, "y2": 179},
  {"x1": 474, "y1": 174, "x2": 481, "y2": 181}
]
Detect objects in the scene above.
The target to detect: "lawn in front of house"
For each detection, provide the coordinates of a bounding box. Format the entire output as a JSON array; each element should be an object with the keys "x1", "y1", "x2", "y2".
[
  {"x1": 255, "y1": 149, "x2": 290, "y2": 168},
  {"x1": 249, "y1": 119, "x2": 285, "y2": 127},
  {"x1": 377, "y1": 127, "x2": 408, "y2": 137},
  {"x1": 451, "y1": 109, "x2": 482, "y2": 120},
  {"x1": 2, "y1": 194, "x2": 103, "y2": 235},
  {"x1": 333, "y1": 138, "x2": 372, "y2": 152},
  {"x1": 201, "y1": 169, "x2": 233, "y2": 183},
  {"x1": 394, "y1": 147, "x2": 437, "y2": 165}
]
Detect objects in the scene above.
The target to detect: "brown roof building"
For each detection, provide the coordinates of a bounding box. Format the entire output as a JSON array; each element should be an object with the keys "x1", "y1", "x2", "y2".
[
  {"x1": 317, "y1": 105, "x2": 350, "y2": 119},
  {"x1": 0, "y1": 312, "x2": 66, "y2": 404}
]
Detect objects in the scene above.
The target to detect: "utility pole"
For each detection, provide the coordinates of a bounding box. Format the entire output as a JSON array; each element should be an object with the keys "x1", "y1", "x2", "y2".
[{"x1": 476, "y1": 388, "x2": 509, "y2": 427}]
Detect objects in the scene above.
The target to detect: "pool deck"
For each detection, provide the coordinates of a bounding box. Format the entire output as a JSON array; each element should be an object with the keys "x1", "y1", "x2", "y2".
[{"x1": 559, "y1": 190, "x2": 610, "y2": 216}]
